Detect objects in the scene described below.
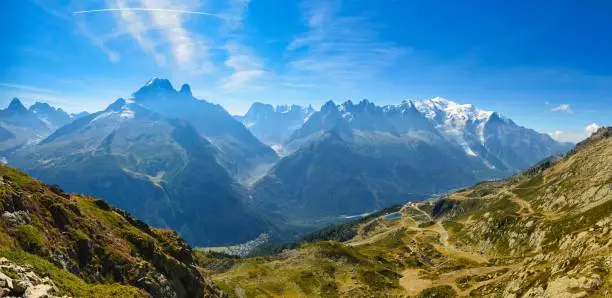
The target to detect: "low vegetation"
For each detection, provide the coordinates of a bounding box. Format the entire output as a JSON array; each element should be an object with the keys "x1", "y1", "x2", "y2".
[
  {"x1": 0, "y1": 164, "x2": 222, "y2": 297},
  {"x1": 206, "y1": 127, "x2": 612, "y2": 297}
]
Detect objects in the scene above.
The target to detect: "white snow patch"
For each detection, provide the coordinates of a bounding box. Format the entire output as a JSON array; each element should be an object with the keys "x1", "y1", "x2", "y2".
[
  {"x1": 91, "y1": 111, "x2": 115, "y2": 122},
  {"x1": 120, "y1": 109, "x2": 135, "y2": 119}
]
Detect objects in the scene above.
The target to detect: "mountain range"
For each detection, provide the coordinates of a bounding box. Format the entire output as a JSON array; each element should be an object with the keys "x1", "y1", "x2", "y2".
[
  {"x1": 9, "y1": 97, "x2": 272, "y2": 246},
  {"x1": 250, "y1": 98, "x2": 572, "y2": 225},
  {"x1": 131, "y1": 78, "x2": 278, "y2": 178},
  {"x1": 235, "y1": 102, "x2": 314, "y2": 150},
  {"x1": 209, "y1": 126, "x2": 612, "y2": 297},
  {"x1": 1, "y1": 79, "x2": 573, "y2": 246},
  {"x1": 0, "y1": 98, "x2": 88, "y2": 157},
  {"x1": 0, "y1": 125, "x2": 610, "y2": 297}
]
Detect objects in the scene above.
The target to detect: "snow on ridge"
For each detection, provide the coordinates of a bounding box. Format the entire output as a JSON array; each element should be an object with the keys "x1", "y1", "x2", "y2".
[
  {"x1": 414, "y1": 97, "x2": 494, "y2": 127},
  {"x1": 120, "y1": 108, "x2": 135, "y2": 119}
]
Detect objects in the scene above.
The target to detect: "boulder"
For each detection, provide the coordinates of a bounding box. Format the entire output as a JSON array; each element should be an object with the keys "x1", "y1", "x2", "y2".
[
  {"x1": 13, "y1": 279, "x2": 33, "y2": 295},
  {"x1": 1, "y1": 210, "x2": 31, "y2": 226},
  {"x1": 24, "y1": 284, "x2": 54, "y2": 298}
]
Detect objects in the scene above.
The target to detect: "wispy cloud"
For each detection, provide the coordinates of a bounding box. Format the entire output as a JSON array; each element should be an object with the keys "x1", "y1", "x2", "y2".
[
  {"x1": 0, "y1": 83, "x2": 61, "y2": 95},
  {"x1": 219, "y1": 0, "x2": 251, "y2": 31},
  {"x1": 551, "y1": 103, "x2": 572, "y2": 113},
  {"x1": 217, "y1": 0, "x2": 269, "y2": 90},
  {"x1": 107, "y1": 0, "x2": 213, "y2": 73},
  {"x1": 222, "y1": 42, "x2": 265, "y2": 89},
  {"x1": 73, "y1": 7, "x2": 216, "y2": 16},
  {"x1": 284, "y1": 0, "x2": 406, "y2": 84},
  {"x1": 30, "y1": 0, "x2": 121, "y2": 63}
]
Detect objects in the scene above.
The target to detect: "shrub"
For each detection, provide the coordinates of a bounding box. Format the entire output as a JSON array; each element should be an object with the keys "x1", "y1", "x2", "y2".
[{"x1": 15, "y1": 224, "x2": 47, "y2": 254}]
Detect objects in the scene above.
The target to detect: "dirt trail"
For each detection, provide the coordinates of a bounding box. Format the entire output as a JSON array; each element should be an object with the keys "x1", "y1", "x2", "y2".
[
  {"x1": 412, "y1": 205, "x2": 488, "y2": 264},
  {"x1": 504, "y1": 189, "x2": 535, "y2": 216},
  {"x1": 400, "y1": 265, "x2": 516, "y2": 296},
  {"x1": 347, "y1": 226, "x2": 401, "y2": 247},
  {"x1": 398, "y1": 204, "x2": 502, "y2": 296},
  {"x1": 348, "y1": 203, "x2": 502, "y2": 295}
]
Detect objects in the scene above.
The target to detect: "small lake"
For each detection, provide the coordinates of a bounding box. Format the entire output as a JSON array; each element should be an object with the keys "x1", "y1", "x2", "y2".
[{"x1": 383, "y1": 212, "x2": 402, "y2": 220}]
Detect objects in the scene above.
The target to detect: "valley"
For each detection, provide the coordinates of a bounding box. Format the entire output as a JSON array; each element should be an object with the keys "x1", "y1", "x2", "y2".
[
  {"x1": 0, "y1": 81, "x2": 574, "y2": 248},
  {"x1": 0, "y1": 91, "x2": 609, "y2": 297},
  {"x1": 3, "y1": 2, "x2": 609, "y2": 296},
  {"x1": 202, "y1": 127, "x2": 612, "y2": 297}
]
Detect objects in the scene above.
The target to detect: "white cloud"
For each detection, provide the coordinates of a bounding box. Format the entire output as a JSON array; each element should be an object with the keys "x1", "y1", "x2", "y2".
[
  {"x1": 550, "y1": 122, "x2": 603, "y2": 143},
  {"x1": 585, "y1": 122, "x2": 600, "y2": 136},
  {"x1": 284, "y1": 0, "x2": 406, "y2": 85},
  {"x1": 108, "y1": 0, "x2": 213, "y2": 74},
  {"x1": 222, "y1": 43, "x2": 265, "y2": 89},
  {"x1": 551, "y1": 104, "x2": 572, "y2": 113},
  {"x1": 219, "y1": 0, "x2": 251, "y2": 30},
  {"x1": 550, "y1": 130, "x2": 564, "y2": 140},
  {"x1": 549, "y1": 130, "x2": 584, "y2": 143}
]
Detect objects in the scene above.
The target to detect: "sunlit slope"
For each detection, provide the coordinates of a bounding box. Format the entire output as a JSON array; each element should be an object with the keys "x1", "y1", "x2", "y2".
[
  {"x1": 0, "y1": 164, "x2": 223, "y2": 297},
  {"x1": 208, "y1": 127, "x2": 612, "y2": 297}
]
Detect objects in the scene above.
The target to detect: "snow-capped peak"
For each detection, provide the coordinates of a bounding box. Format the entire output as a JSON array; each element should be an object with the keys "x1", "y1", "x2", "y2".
[
  {"x1": 145, "y1": 77, "x2": 173, "y2": 88},
  {"x1": 413, "y1": 97, "x2": 500, "y2": 155},
  {"x1": 414, "y1": 97, "x2": 493, "y2": 125}
]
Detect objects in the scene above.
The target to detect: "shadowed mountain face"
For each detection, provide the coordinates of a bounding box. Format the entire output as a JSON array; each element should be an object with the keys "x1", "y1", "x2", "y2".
[
  {"x1": 252, "y1": 99, "x2": 572, "y2": 223},
  {"x1": 0, "y1": 99, "x2": 88, "y2": 157},
  {"x1": 131, "y1": 78, "x2": 278, "y2": 177},
  {"x1": 29, "y1": 102, "x2": 73, "y2": 130},
  {"x1": 10, "y1": 99, "x2": 270, "y2": 246},
  {"x1": 0, "y1": 98, "x2": 51, "y2": 155},
  {"x1": 236, "y1": 102, "x2": 314, "y2": 147}
]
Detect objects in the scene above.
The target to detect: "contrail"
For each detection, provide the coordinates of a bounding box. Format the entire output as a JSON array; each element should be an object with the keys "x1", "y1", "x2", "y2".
[{"x1": 73, "y1": 7, "x2": 217, "y2": 16}]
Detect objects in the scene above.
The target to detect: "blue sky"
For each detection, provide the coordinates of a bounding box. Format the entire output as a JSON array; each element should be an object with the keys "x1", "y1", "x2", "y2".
[{"x1": 0, "y1": 0, "x2": 610, "y2": 142}]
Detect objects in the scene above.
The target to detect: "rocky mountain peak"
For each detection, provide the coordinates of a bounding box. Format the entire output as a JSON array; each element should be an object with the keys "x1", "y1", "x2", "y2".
[
  {"x1": 7, "y1": 98, "x2": 27, "y2": 114},
  {"x1": 245, "y1": 102, "x2": 275, "y2": 117},
  {"x1": 179, "y1": 83, "x2": 192, "y2": 97},
  {"x1": 29, "y1": 101, "x2": 52, "y2": 112},
  {"x1": 106, "y1": 98, "x2": 128, "y2": 111},
  {"x1": 145, "y1": 77, "x2": 174, "y2": 90},
  {"x1": 321, "y1": 100, "x2": 338, "y2": 112},
  {"x1": 133, "y1": 78, "x2": 179, "y2": 100}
]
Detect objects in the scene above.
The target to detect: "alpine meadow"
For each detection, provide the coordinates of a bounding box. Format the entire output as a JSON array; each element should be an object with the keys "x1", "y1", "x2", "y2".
[{"x1": 1, "y1": 0, "x2": 610, "y2": 297}]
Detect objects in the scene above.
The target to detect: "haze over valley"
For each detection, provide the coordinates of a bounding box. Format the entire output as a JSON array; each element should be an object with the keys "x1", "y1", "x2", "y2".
[
  {"x1": 1, "y1": 0, "x2": 611, "y2": 297},
  {"x1": 0, "y1": 78, "x2": 578, "y2": 246}
]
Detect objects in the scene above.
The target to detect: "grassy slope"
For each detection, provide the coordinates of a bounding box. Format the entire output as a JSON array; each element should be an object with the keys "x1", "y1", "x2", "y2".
[
  {"x1": 206, "y1": 129, "x2": 612, "y2": 297},
  {"x1": 0, "y1": 164, "x2": 220, "y2": 297}
]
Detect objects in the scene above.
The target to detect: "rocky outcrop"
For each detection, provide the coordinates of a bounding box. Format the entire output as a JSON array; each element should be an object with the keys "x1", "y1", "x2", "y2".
[
  {"x1": 0, "y1": 257, "x2": 70, "y2": 298},
  {"x1": 0, "y1": 165, "x2": 225, "y2": 297}
]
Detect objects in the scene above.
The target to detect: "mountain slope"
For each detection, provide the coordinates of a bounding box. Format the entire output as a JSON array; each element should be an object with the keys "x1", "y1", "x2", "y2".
[
  {"x1": 10, "y1": 99, "x2": 270, "y2": 246},
  {"x1": 209, "y1": 127, "x2": 612, "y2": 297},
  {"x1": 252, "y1": 98, "x2": 572, "y2": 224},
  {"x1": 414, "y1": 97, "x2": 573, "y2": 170},
  {"x1": 0, "y1": 164, "x2": 223, "y2": 297},
  {"x1": 28, "y1": 102, "x2": 73, "y2": 130},
  {"x1": 236, "y1": 102, "x2": 314, "y2": 147},
  {"x1": 131, "y1": 78, "x2": 278, "y2": 177},
  {"x1": 0, "y1": 98, "x2": 51, "y2": 155},
  {"x1": 253, "y1": 100, "x2": 489, "y2": 224}
]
